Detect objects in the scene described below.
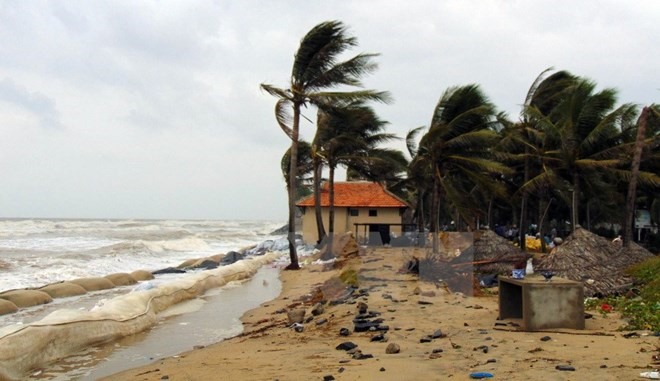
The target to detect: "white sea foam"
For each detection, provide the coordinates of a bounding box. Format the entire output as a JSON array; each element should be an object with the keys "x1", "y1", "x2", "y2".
[{"x1": 0, "y1": 219, "x2": 287, "y2": 292}]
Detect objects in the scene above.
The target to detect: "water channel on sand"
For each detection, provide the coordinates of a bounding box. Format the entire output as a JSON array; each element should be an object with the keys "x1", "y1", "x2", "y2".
[{"x1": 32, "y1": 266, "x2": 282, "y2": 381}]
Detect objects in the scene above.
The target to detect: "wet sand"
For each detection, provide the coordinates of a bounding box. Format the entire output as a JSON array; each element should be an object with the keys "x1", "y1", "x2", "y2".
[
  {"x1": 102, "y1": 247, "x2": 659, "y2": 381},
  {"x1": 31, "y1": 266, "x2": 282, "y2": 380}
]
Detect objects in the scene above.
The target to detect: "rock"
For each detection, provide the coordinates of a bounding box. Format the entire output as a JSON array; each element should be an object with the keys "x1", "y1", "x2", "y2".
[
  {"x1": 385, "y1": 343, "x2": 400, "y2": 354},
  {"x1": 540, "y1": 336, "x2": 552, "y2": 342},
  {"x1": 357, "y1": 302, "x2": 368, "y2": 314},
  {"x1": 370, "y1": 333, "x2": 386, "y2": 342},
  {"x1": 311, "y1": 302, "x2": 325, "y2": 316},
  {"x1": 287, "y1": 308, "x2": 306, "y2": 325},
  {"x1": 323, "y1": 375, "x2": 335, "y2": 381},
  {"x1": 420, "y1": 335, "x2": 433, "y2": 343},
  {"x1": 335, "y1": 342, "x2": 358, "y2": 351},
  {"x1": 432, "y1": 329, "x2": 445, "y2": 339},
  {"x1": 190, "y1": 259, "x2": 219, "y2": 270},
  {"x1": 316, "y1": 318, "x2": 328, "y2": 325},
  {"x1": 413, "y1": 286, "x2": 421, "y2": 295},
  {"x1": 380, "y1": 367, "x2": 386, "y2": 372},
  {"x1": 555, "y1": 365, "x2": 575, "y2": 371},
  {"x1": 152, "y1": 267, "x2": 186, "y2": 275},
  {"x1": 339, "y1": 328, "x2": 351, "y2": 336},
  {"x1": 352, "y1": 353, "x2": 373, "y2": 360},
  {"x1": 220, "y1": 251, "x2": 245, "y2": 265},
  {"x1": 432, "y1": 348, "x2": 443, "y2": 353}
]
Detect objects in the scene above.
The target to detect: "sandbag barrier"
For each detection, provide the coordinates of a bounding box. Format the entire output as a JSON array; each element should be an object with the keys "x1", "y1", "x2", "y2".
[{"x1": 0, "y1": 252, "x2": 281, "y2": 381}]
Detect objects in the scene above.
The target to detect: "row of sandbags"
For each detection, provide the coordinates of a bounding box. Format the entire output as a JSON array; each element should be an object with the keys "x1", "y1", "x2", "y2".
[
  {"x1": 0, "y1": 252, "x2": 245, "y2": 317},
  {"x1": 0, "y1": 252, "x2": 280, "y2": 380}
]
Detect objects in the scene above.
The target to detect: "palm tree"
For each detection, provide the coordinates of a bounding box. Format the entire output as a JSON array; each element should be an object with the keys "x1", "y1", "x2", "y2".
[
  {"x1": 261, "y1": 20, "x2": 390, "y2": 268},
  {"x1": 315, "y1": 101, "x2": 398, "y2": 249},
  {"x1": 418, "y1": 84, "x2": 512, "y2": 253},
  {"x1": 498, "y1": 69, "x2": 578, "y2": 249},
  {"x1": 280, "y1": 141, "x2": 314, "y2": 200},
  {"x1": 622, "y1": 105, "x2": 660, "y2": 246},
  {"x1": 523, "y1": 78, "x2": 637, "y2": 233}
]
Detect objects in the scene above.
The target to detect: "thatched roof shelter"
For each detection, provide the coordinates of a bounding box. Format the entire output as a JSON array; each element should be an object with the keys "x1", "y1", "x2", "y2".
[
  {"x1": 536, "y1": 227, "x2": 655, "y2": 297},
  {"x1": 451, "y1": 230, "x2": 530, "y2": 274}
]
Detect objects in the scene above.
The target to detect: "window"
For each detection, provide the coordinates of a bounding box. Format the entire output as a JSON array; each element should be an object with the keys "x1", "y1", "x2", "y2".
[
  {"x1": 368, "y1": 209, "x2": 378, "y2": 217},
  {"x1": 349, "y1": 208, "x2": 359, "y2": 217}
]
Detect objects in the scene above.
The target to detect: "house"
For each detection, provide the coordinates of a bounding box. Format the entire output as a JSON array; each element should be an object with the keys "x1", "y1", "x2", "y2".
[{"x1": 296, "y1": 181, "x2": 410, "y2": 245}]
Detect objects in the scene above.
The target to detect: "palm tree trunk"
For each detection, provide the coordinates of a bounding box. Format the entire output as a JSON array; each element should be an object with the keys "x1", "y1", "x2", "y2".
[
  {"x1": 623, "y1": 106, "x2": 650, "y2": 247},
  {"x1": 519, "y1": 147, "x2": 530, "y2": 251},
  {"x1": 431, "y1": 175, "x2": 440, "y2": 254},
  {"x1": 571, "y1": 172, "x2": 580, "y2": 233},
  {"x1": 313, "y1": 156, "x2": 326, "y2": 244},
  {"x1": 487, "y1": 198, "x2": 493, "y2": 229},
  {"x1": 326, "y1": 164, "x2": 336, "y2": 258},
  {"x1": 417, "y1": 190, "x2": 426, "y2": 247},
  {"x1": 286, "y1": 103, "x2": 301, "y2": 270}
]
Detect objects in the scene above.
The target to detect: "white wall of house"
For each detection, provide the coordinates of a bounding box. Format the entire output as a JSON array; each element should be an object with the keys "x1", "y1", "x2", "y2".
[{"x1": 299, "y1": 207, "x2": 403, "y2": 244}]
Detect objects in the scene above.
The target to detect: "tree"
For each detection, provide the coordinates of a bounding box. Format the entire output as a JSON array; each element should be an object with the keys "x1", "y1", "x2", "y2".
[
  {"x1": 315, "y1": 101, "x2": 397, "y2": 250},
  {"x1": 261, "y1": 21, "x2": 389, "y2": 268},
  {"x1": 418, "y1": 84, "x2": 512, "y2": 253}
]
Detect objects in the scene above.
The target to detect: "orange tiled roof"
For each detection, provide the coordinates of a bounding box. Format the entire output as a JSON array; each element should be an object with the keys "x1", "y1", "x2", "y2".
[{"x1": 296, "y1": 182, "x2": 408, "y2": 208}]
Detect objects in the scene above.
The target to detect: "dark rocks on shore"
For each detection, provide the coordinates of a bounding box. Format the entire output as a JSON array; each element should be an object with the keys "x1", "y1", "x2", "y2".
[
  {"x1": 152, "y1": 267, "x2": 187, "y2": 275},
  {"x1": 191, "y1": 259, "x2": 219, "y2": 270},
  {"x1": 339, "y1": 328, "x2": 351, "y2": 336},
  {"x1": 311, "y1": 302, "x2": 325, "y2": 316},
  {"x1": 221, "y1": 251, "x2": 245, "y2": 265},
  {"x1": 336, "y1": 342, "x2": 358, "y2": 351}
]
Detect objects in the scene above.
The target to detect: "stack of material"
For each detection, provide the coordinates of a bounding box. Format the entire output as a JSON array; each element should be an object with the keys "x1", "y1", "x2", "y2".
[
  {"x1": 537, "y1": 227, "x2": 655, "y2": 297},
  {"x1": 319, "y1": 232, "x2": 361, "y2": 261},
  {"x1": 451, "y1": 230, "x2": 529, "y2": 274}
]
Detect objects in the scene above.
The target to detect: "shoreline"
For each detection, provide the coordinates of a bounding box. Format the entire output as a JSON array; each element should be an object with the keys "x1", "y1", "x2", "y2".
[{"x1": 103, "y1": 246, "x2": 658, "y2": 381}]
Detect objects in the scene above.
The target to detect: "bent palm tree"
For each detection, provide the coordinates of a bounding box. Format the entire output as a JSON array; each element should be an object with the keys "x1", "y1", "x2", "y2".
[
  {"x1": 261, "y1": 20, "x2": 390, "y2": 268},
  {"x1": 419, "y1": 84, "x2": 512, "y2": 253}
]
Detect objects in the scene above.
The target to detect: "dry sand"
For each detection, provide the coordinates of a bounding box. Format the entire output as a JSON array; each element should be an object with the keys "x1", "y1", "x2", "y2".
[{"x1": 103, "y1": 247, "x2": 659, "y2": 381}]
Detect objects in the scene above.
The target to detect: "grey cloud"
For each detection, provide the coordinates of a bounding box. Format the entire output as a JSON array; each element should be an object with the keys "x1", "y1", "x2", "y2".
[{"x1": 0, "y1": 78, "x2": 62, "y2": 129}]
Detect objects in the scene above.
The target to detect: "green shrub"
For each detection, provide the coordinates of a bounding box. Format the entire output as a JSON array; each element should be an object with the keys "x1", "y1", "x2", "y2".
[
  {"x1": 339, "y1": 268, "x2": 359, "y2": 287},
  {"x1": 585, "y1": 257, "x2": 660, "y2": 331}
]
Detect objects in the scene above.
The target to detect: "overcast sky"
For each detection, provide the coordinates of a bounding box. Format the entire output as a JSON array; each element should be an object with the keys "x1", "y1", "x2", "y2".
[{"x1": 0, "y1": 1, "x2": 658, "y2": 221}]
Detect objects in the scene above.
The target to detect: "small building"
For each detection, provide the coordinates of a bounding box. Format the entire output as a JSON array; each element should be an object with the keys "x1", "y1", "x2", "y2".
[{"x1": 296, "y1": 181, "x2": 410, "y2": 245}]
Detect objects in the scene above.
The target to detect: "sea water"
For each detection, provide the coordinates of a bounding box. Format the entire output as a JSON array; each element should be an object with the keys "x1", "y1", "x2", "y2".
[
  {"x1": 0, "y1": 218, "x2": 286, "y2": 292},
  {"x1": 0, "y1": 218, "x2": 294, "y2": 379}
]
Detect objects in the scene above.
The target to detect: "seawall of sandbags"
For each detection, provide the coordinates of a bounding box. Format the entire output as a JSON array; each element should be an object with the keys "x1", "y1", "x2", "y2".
[{"x1": 0, "y1": 252, "x2": 281, "y2": 381}]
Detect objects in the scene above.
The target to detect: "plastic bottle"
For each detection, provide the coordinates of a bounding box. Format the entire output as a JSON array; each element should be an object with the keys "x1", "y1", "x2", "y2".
[
  {"x1": 640, "y1": 372, "x2": 660, "y2": 379},
  {"x1": 525, "y1": 258, "x2": 534, "y2": 275}
]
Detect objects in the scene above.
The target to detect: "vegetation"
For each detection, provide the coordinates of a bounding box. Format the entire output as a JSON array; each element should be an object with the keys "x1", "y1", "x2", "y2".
[
  {"x1": 585, "y1": 257, "x2": 660, "y2": 331},
  {"x1": 263, "y1": 20, "x2": 660, "y2": 262},
  {"x1": 261, "y1": 20, "x2": 390, "y2": 268}
]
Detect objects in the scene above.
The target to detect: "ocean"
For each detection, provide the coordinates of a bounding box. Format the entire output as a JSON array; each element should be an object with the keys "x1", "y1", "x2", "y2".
[{"x1": 0, "y1": 218, "x2": 295, "y2": 380}]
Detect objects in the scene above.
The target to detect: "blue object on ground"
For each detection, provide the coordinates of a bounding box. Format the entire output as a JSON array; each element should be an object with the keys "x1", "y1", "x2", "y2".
[{"x1": 470, "y1": 372, "x2": 494, "y2": 379}]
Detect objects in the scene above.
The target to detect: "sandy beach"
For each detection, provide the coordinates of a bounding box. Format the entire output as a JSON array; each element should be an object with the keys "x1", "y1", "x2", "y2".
[{"x1": 103, "y1": 246, "x2": 658, "y2": 381}]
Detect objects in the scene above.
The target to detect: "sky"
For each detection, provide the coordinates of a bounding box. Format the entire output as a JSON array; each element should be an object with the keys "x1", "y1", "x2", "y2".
[{"x1": 0, "y1": 1, "x2": 658, "y2": 221}]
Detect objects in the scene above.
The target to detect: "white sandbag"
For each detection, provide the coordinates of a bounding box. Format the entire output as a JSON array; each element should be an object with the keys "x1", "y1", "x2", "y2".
[{"x1": 0, "y1": 252, "x2": 280, "y2": 380}]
